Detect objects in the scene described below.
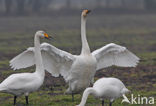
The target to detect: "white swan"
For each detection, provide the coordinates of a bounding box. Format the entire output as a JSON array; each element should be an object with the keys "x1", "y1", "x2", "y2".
[
  {"x1": 0, "y1": 31, "x2": 51, "y2": 105},
  {"x1": 77, "y1": 77, "x2": 130, "y2": 106},
  {"x1": 9, "y1": 10, "x2": 139, "y2": 101}
]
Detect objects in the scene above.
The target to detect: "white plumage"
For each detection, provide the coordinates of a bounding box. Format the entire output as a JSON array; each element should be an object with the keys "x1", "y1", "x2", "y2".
[
  {"x1": 0, "y1": 30, "x2": 51, "y2": 105},
  {"x1": 10, "y1": 43, "x2": 75, "y2": 78},
  {"x1": 10, "y1": 47, "x2": 35, "y2": 70},
  {"x1": 0, "y1": 73, "x2": 43, "y2": 95},
  {"x1": 92, "y1": 43, "x2": 139, "y2": 70},
  {"x1": 77, "y1": 77, "x2": 130, "y2": 106},
  {"x1": 9, "y1": 10, "x2": 139, "y2": 100}
]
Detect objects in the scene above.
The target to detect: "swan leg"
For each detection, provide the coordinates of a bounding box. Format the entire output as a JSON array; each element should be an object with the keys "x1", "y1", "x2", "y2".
[
  {"x1": 102, "y1": 100, "x2": 104, "y2": 106},
  {"x1": 25, "y1": 96, "x2": 29, "y2": 105},
  {"x1": 72, "y1": 93, "x2": 74, "y2": 102},
  {"x1": 109, "y1": 102, "x2": 112, "y2": 106},
  {"x1": 68, "y1": 80, "x2": 74, "y2": 102},
  {"x1": 13, "y1": 96, "x2": 17, "y2": 105},
  {"x1": 91, "y1": 77, "x2": 94, "y2": 86}
]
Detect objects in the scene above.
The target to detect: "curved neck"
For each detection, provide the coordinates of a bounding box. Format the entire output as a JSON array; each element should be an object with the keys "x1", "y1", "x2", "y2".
[
  {"x1": 81, "y1": 15, "x2": 90, "y2": 55},
  {"x1": 34, "y1": 34, "x2": 44, "y2": 76},
  {"x1": 78, "y1": 87, "x2": 96, "y2": 106}
]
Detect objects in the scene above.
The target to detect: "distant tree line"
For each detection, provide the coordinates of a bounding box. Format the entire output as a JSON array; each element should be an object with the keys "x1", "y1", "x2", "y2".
[
  {"x1": 144, "y1": 0, "x2": 156, "y2": 10},
  {"x1": 2, "y1": 0, "x2": 156, "y2": 15},
  {"x1": 4, "y1": 0, "x2": 54, "y2": 15}
]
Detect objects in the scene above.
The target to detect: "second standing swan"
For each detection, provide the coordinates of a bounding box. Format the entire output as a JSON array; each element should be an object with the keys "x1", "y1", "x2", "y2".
[{"x1": 0, "y1": 31, "x2": 51, "y2": 105}]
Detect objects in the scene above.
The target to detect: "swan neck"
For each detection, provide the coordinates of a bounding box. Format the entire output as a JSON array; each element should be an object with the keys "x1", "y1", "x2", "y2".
[
  {"x1": 79, "y1": 87, "x2": 95, "y2": 106},
  {"x1": 81, "y1": 15, "x2": 90, "y2": 55},
  {"x1": 34, "y1": 34, "x2": 44, "y2": 76}
]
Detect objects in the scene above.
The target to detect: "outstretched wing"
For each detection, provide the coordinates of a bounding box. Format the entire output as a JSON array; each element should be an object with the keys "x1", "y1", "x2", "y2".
[
  {"x1": 10, "y1": 47, "x2": 35, "y2": 70},
  {"x1": 92, "y1": 43, "x2": 140, "y2": 70},
  {"x1": 10, "y1": 43, "x2": 75, "y2": 78},
  {"x1": 40, "y1": 43, "x2": 75, "y2": 78}
]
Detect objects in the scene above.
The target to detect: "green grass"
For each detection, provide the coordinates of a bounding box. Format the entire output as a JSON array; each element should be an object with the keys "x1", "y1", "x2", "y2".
[{"x1": 0, "y1": 88, "x2": 155, "y2": 106}]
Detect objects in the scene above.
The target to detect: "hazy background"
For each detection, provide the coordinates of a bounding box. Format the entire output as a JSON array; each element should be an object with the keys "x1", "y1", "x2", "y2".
[
  {"x1": 0, "y1": 0, "x2": 155, "y2": 16},
  {"x1": 0, "y1": 0, "x2": 156, "y2": 105}
]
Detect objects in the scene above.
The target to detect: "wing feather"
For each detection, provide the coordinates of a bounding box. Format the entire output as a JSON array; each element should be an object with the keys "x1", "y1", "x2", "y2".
[
  {"x1": 9, "y1": 43, "x2": 75, "y2": 78},
  {"x1": 92, "y1": 43, "x2": 140, "y2": 70},
  {"x1": 10, "y1": 47, "x2": 35, "y2": 70},
  {"x1": 40, "y1": 43, "x2": 75, "y2": 78}
]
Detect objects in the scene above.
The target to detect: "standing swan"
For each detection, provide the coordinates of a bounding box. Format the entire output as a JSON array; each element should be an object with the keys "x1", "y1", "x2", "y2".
[
  {"x1": 10, "y1": 10, "x2": 139, "y2": 101},
  {"x1": 77, "y1": 77, "x2": 130, "y2": 106},
  {"x1": 0, "y1": 31, "x2": 51, "y2": 105}
]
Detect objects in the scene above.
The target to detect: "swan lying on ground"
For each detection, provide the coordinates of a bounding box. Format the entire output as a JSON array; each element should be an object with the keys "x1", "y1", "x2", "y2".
[
  {"x1": 77, "y1": 77, "x2": 130, "y2": 106},
  {"x1": 10, "y1": 10, "x2": 139, "y2": 101},
  {"x1": 0, "y1": 31, "x2": 51, "y2": 105}
]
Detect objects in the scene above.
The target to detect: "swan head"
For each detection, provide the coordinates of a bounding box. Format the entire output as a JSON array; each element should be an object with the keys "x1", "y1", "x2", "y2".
[
  {"x1": 82, "y1": 9, "x2": 91, "y2": 17},
  {"x1": 36, "y1": 30, "x2": 52, "y2": 39}
]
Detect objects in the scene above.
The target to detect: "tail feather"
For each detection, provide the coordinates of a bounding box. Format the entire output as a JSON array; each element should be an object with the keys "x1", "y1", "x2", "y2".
[{"x1": 121, "y1": 88, "x2": 130, "y2": 94}]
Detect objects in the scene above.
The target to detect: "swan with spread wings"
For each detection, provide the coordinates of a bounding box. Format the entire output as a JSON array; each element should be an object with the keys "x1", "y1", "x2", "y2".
[{"x1": 10, "y1": 10, "x2": 139, "y2": 101}]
